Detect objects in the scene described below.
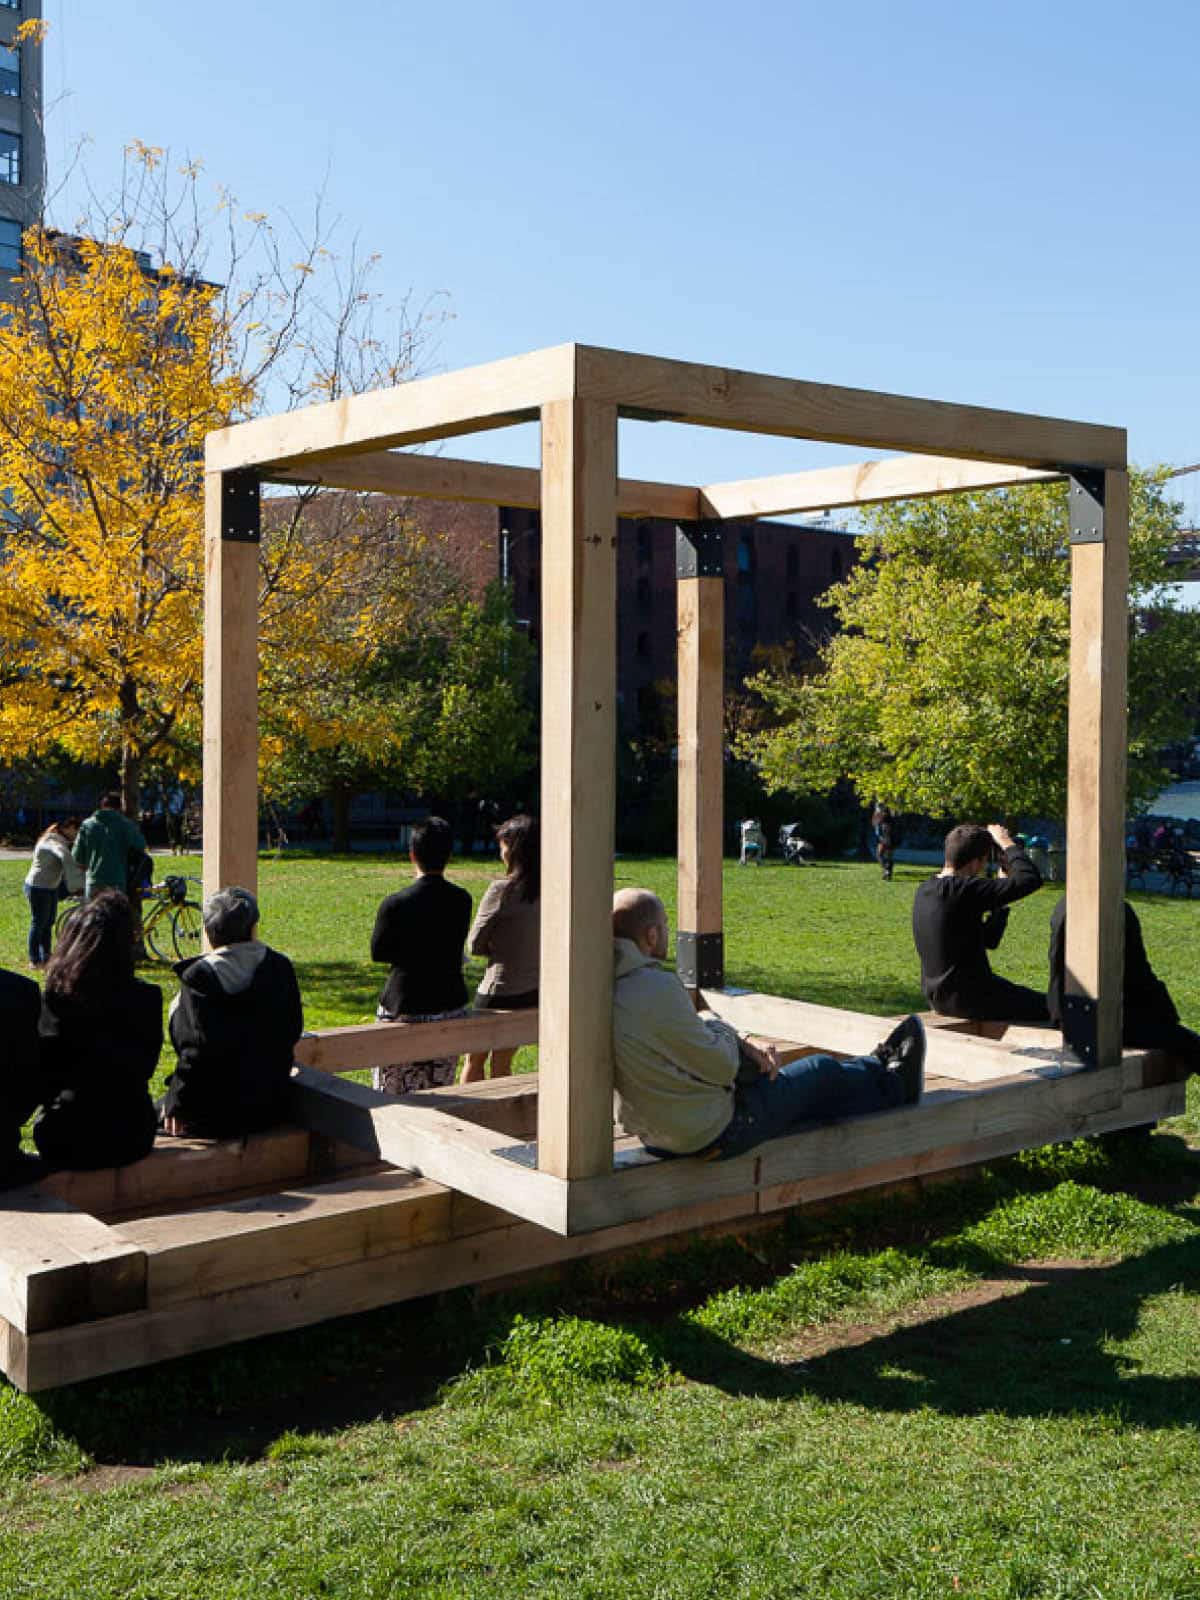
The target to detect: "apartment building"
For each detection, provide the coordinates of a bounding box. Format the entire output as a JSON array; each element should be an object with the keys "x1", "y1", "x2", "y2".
[{"x1": 0, "y1": 0, "x2": 42, "y2": 289}]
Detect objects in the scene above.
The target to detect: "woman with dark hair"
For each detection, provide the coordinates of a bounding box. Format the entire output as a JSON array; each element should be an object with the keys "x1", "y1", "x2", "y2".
[
  {"x1": 35, "y1": 890, "x2": 161, "y2": 1169},
  {"x1": 461, "y1": 814, "x2": 540, "y2": 1083}
]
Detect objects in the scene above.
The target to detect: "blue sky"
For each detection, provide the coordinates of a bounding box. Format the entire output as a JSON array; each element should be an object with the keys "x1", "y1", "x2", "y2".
[{"x1": 41, "y1": 0, "x2": 1200, "y2": 514}]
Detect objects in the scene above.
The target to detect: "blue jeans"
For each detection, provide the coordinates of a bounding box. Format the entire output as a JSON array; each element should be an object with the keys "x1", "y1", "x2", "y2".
[
  {"x1": 25, "y1": 883, "x2": 57, "y2": 965},
  {"x1": 713, "y1": 1051, "x2": 904, "y2": 1160}
]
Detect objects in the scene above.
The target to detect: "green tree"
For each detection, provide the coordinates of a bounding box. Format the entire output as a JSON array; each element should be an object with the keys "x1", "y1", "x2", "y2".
[{"x1": 739, "y1": 471, "x2": 1200, "y2": 819}]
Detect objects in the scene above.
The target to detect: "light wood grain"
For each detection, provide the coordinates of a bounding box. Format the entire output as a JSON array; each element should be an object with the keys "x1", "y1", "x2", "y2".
[
  {"x1": 537, "y1": 398, "x2": 619, "y2": 1181},
  {"x1": 700, "y1": 456, "x2": 1058, "y2": 521},
  {"x1": 677, "y1": 575, "x2": 724, "y2": 964},
  {"x1": 294, "y1": 1009, "x2": 539, "y2": 1072}
]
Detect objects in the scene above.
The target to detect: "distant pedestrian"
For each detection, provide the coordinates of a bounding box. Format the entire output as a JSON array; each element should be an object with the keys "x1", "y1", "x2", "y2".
[
  {"x1": 72, "y1": 792, "x2": 147, "y2": 900},
  {"x1": 23, "y1": 818, "x2": 84, "y2": 967},
  {"x1": 165, "y1": 785, "x2": 187, "y2": 854},
  {"x1": 739, "y1": 818, "x2": 766, "y2": 865},
  {"x1": 871, "y1": 804, "x2": 895, "y2": 882}
]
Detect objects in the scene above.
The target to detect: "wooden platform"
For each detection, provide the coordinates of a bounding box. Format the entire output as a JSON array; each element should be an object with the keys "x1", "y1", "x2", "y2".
[{"x1": 0, "y1": 998, "x2": 1186, "y2": 1392}]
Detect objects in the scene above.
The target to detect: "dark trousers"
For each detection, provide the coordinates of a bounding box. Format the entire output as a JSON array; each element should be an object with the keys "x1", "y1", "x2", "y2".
[
  {"x1": 1126, "y1": 1015, "x2": 1200, "y2": 1074},
  {"x1": 24, "y1": 884, "x2": 57, "y2": 966},
  {"x1": 714, "y1": 1052, "x2": 905, "y2": 1160},
  {"x1": 933, "y1": 976, "x2": 1050, "y2": 1025}
]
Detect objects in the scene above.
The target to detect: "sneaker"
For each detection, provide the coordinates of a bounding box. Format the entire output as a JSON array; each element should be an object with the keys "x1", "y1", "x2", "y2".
[{"x1": 874, "y1": 1015, "x2": 925, "y2": 1105}]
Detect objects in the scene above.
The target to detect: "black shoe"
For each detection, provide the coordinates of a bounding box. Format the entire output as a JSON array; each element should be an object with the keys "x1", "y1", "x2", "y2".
[
  {"x1": 0, "y1": 1151, "x2": 48, "y2": 1191},
  {"x1": 874, "y1": 1015, "x2": 925, "y2": 1105}
]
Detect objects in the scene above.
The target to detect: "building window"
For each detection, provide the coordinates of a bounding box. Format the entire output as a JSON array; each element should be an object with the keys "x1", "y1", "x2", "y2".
[
  {"x1": 636, "y1": 630, "x2": 651, "y2": 661},
  {"x1": 0, "y1": 130, "x2": 20, "y2": 185},
  {"x1": 0, "y1": 3, "x2": 20, "y2": 12},
  {"x1": 636, "y1": 575, "x2": 652, "y2": 613},
  {"x1": 786, "y1": 546, "x2": 799, "y2": 580},
  {"x1": 636, "y1": 521, "x2": 652, "y2": 562},
  {"x1": 786, "y1": 592, "x2": 798, "y2": 621},
  {"x1": 737, "y1": 532, "x2": 755, "y2": 574},
  {"x1": 830, "y1": 549, "x2": 843, "y2": 577},
  {"x1": 0, "y1": 216, "x2": 18, "y2": 272},
  {"x1": 0, "y1": 46, "x2": 18, "y2": 97}
]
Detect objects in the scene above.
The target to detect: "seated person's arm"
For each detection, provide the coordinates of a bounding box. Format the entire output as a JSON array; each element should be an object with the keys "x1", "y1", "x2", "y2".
[
  {"x1": 967, "y1": 825, "x2": 1043, "y2": 909},
  {"x1": 651, "y1": 985, "x2": 739, "y2": 1088},
  {"x1": 370, "y1": 895, "x2": 411, "y2": 965},
  {"x1": 467, "y1": 880, "x2": 504, "y2": 958},
  {"x1": 981, "y1": 906, "x2": 1010, "y2": 949}
]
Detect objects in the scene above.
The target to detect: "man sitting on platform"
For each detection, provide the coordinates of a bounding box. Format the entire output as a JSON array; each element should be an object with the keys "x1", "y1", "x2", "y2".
[
  {"x1": 611, "y1": 889, "x2": 924, "y2": 1161},
  {"x1": 1047, "y1": 897, "x2": 1200, "y2": 1072},
  {"x1": 0, "y1": 966, "x2": 45, "y2": 1188},
  {"x1": 912, "y1": 822, "x2": 1048, "y2": 1024},
  {"x1": 160, "y1": 887, "x2": 304, "y2": 1139}
]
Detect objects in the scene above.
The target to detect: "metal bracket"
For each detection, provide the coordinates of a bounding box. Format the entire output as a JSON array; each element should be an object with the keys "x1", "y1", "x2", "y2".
[
  {"x1": 676, "y1": 521, "x2": 725, "y2": 579},
  {"x1": 1067, "y1": 470, "x2": 1105, "y2": 545},
  {"x1": 222, "y1": 470, "x2": 262, "y2": 544},
  {"x1": 676, "y1": 930, "x2": 725, "y2": 989},
  {"x1": 1062, "y1": 992, "x2": 1098, "y2": 1067}
]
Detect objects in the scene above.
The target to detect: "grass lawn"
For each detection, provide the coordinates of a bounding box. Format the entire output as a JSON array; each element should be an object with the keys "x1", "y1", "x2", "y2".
[{"x1": 0, "y1": 853, "x2": 1197, "y2": 1598}]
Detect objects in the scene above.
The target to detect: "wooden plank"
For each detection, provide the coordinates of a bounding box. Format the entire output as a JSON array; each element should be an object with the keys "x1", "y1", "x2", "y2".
[
  {"x1": 575, "y1": 345, "x2": 1126, "y2": 471},
  {"x1": 757, "y1": 1078, "x2": 1185, "y2": 1213},
  {"x1": 293, "y1": 1009, "x2": 539, "y2": 1073},
  {"x1": 14, "y1": 1188, "x2": 759, "y2": 1392},
  {"x1": 289, "y1": 1066, "x2": 570, "y2": 1233},
  {"x1": 699, "y1": 456, "x2": 1059, "y2": 521},
  {"x1": 677, "y1": 573, "x2": 724, "y2": 981},
  {"x1": 699, "y1": 990, "x2": 1061, "y2": 1085},
  {"x1": 206, "y1": 345, "x2": 575, "y2": 473},
  {"x1": 537, "y1": 397, "x2": 619, "y2": 1180},
  {"x1": 1065, "y1": 469, "x2": 1130, "y2": 1067},
  {"x1": 268, "y1": 448, "x2": 701, "y2": 523},
  {"x1": 117, "y1": 1170, "x2": 451, "y2": 1307},
  {"x1": 202, "y1": 469, "x2": 259, "y2": 904},
  {"x1": 0, "y1": 1191, "x2": 147, "y2": 1334}
]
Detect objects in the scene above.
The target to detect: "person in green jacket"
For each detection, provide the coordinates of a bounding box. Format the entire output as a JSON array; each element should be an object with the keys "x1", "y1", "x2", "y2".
[{"x1": 72, "y1": 793, "x2": 147, "y2": 900}]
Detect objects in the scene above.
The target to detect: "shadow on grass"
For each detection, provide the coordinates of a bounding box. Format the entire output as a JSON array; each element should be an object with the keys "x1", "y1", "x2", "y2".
[
  {"x1": 291, "y1": 960, "x2": 381, "y2": 1019},
  {"x1": 656, "y1": 1236, "x2": 1200, "y2": 1430}
]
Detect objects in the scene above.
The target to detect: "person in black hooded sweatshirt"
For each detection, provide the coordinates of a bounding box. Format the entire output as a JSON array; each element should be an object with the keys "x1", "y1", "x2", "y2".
[
  {"x1": 0, "y1": 966, "x2": 45, "y2": 1187},
  {"x1": 35, "y1": 890, "x2": 160, "y2": 1169},
  {"x1": 160, "y1": 886, "x2": 304, "y2": 1139}
]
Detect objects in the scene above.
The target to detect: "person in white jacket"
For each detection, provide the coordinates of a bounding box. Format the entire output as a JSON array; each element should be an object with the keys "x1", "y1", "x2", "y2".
[
  {"x1": 611, "y1": 889, "x2": 925, "y2": 1161},
  {"x1": 23, "y1": 819, "x2": 84, "y2": 967}
]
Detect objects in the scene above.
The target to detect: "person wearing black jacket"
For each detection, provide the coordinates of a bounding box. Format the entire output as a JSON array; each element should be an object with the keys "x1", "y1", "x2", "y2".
[
  {"x1": 1047, "y1": 897, "x2": 1200, "y2": 1071},
  {"x1": 34, "y1": 891, "x2": 160, "y2": 1170},
  {"x1": 370, "y1": 817, "x2": 472, "y2": 1094},
  {"x1": 160, "y1": 886, "x2": 304, "y2": 1139},
  {"x1": 912, "y1": 822, "x2": 1049, "y2": 1023},
  {"x1": 0, "y1": 967, "x2": 45, "y2": 1187}
]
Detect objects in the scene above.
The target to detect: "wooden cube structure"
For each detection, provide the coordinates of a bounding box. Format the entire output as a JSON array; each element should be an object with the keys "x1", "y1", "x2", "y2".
[{"x1": 202, "y1": 343, "x2": 1132, "y2": 1236}]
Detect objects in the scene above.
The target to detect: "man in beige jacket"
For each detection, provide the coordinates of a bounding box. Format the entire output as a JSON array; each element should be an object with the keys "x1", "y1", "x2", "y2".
[{"x1": 612, "y1": 889, "x2": 924, "y2": 1161}]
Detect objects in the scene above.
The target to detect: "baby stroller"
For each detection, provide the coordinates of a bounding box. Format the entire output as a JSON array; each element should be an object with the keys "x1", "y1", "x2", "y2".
[{"x1": 778, "y1": 824, "x2": 815, "y2": 865}]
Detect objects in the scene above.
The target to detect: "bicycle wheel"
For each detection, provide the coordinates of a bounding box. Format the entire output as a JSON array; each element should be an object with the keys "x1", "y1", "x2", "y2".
[
  {"x1": 144, "y1": 903, "x2": 174, "y2": 963},
  {"x1": 171, "y1": 901, "x2": 203, "y2": 961}
]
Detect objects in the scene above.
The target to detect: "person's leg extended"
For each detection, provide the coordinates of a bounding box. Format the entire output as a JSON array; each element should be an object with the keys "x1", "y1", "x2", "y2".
[
  {"x1": 716, "y1": 1052, "x2": 905, "y2": 1159},
  {"x1": 980, "y1": 976, "x2": 1051, "y2": 1025}
]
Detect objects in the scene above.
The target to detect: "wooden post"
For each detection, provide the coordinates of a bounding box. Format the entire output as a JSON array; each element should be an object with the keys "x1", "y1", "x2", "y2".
[
  {"x1": 202, "y1": 470, "x2": 260, "y2": 904},
  {"x1": 1063, "y1": 468, "x2": 1129, "y2": 1067},
  {"x1": 676, "y1": 524, "x2": 725, "y2": 996},
  {"x1": 537, "y1": 399, "x2": 618, "y2": 1179}
]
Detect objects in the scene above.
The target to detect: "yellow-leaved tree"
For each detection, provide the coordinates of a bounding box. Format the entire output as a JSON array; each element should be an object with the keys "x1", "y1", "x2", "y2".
[{"x1": 0, "y1": 147, "x2": 436, "y2": 813}]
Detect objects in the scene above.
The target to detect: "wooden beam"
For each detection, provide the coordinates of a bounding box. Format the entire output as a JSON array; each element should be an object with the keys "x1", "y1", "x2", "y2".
[
  {"x1": 206, "y1": 344, "x2": 576, "y2": 474},
  {"x1": 293, "y1": 1010, "x2": 540, "y2": 1073},
  {"x1": 1064, "y1": 469, "x2": 1130, "y2": 1067},
  {"x1": 575, "y1": 346, "x2": 1126, "y2": 471},
  {"x1": 202, "y1": 470, "x2": 259, "y2": 903},
  {"x1": 676, "y1": 536, "x2": 725, "y2": 992},
  {"x1": 268, "y1": 449, "x2": 702, "y2": 523},
  {"x1": 0, "y1": 1191, "x2": 146, "y2": 1334},
  {"x1": 537, "y1": 398, "x2": 619, "y2": 1181},
  {"x1": 699, "y1": 456, "x2": 1060, "y2": 521}
]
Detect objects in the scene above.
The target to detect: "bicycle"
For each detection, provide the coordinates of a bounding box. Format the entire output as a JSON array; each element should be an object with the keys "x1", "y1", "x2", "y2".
[{"x1": 55, "y1": 875, "x2": 204, "y2": 963}]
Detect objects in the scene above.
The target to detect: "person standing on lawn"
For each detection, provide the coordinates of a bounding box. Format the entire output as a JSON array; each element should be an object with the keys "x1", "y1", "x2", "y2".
[
  {"x1": 912, "y1": 822, "x2": 1048, "y2": 1023},
  {"x1": 72, "y1": 793, "x2": 147, "y2": 901},
  {"x1": 369, "y1": 817, "x2": 472, "y2": 1095},
  {"x1": 23, "y1": 818, "x2": 84, "y2": 967},
  {"x1": 461, "y1": 814, "x2": 540, "y2": 1083},
  {"x1": 611, "y1": 889, "x2": 924, "y2": 1161}
]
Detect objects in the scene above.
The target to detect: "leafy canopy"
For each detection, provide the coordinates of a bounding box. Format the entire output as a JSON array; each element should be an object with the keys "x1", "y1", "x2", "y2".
[{"x1": 739, "y1": 473, "x2": 1199, "y2": 819}]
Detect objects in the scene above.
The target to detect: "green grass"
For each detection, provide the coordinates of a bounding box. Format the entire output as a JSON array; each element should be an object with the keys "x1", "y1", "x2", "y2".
[{"x1": 0, "y1": 853, "x2": 1198, "y2": 1597}]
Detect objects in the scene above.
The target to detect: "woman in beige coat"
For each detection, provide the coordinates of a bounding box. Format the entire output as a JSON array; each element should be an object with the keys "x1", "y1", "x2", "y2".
[{"x1": 461, "y1": 815, "x2": 539, "y2": 1082}]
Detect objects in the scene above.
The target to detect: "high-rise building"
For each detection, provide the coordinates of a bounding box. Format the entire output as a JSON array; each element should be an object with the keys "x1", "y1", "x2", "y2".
[{"x1": 0, "y1": 0, "x2": 42, "y2": 290}]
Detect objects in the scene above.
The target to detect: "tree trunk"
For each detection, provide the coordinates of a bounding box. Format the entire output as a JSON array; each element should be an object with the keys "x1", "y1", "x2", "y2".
[
  {"x1": 330, "y1": 785, "x2": 352, "y2": 854},
  {"x1": 120, "y1": 747, "x2": 142, "y2": 821}
]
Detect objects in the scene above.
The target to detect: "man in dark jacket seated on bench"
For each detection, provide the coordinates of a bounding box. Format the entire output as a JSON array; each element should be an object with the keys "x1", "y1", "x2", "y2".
[
  {"x1": 912, "y1": 822, "x2": 1048, "y2": 1024},
  {"x1": 160, "y1": 887, "x2": 304, "y2": 1139},
  {"x1": 0, "y1": 967, "x2": 45, "y2": 1188},
  {"x1": 1048, "y1": 897, "x2": 1200, "y2": 1072}
]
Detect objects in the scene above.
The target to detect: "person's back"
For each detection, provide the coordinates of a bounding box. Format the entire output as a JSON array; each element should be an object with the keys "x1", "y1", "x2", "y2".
[
  {"x1": 162, "y1": 887, "x2": 304, "y2": 1139},
  {"x1": 73, "y1": 794, "x2": 147, "y2": 899},
  {"x1": 35, "y1": 891, "x2": 160, "y2": 1169},
  {"x1": 913, "y1": 822, "x2": 1046, "y2": 1022},
  {"x1": 0, "y1": 967, "x2": 44, "y2": 1186}
]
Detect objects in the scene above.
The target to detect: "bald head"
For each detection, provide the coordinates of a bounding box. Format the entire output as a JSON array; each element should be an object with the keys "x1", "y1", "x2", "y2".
[{"x1": 612, "y1": 888, "x2": 668, "y2": 958}]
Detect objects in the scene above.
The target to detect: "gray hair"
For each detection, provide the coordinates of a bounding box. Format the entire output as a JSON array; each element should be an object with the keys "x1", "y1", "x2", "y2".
[{"x1": 202, "y1": 885, "x2": 260, "y2": 947}]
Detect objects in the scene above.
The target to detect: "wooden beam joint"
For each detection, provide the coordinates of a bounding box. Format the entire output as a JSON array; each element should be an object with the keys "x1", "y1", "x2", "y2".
[
  {"x1": 676, "y1": 931, "x2": 724, "y2": 989},
  {"x1": 221, "y1": 470, "x2": 261, "y2": 543},
  {"x1": 1067, "y1": 469, "x2": 1105, "y2": 544},
  {"x1": 676, "y1": 521, "x2": 725, "y2": 578}
]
